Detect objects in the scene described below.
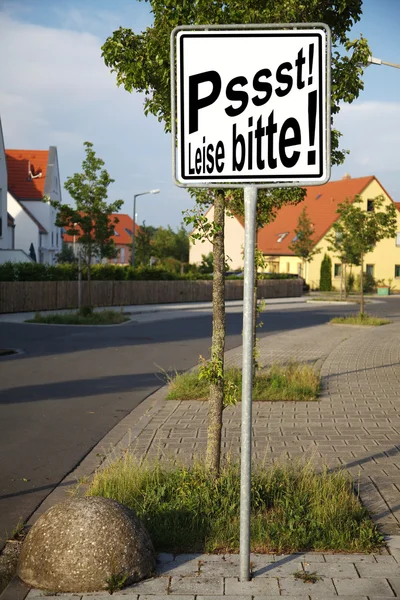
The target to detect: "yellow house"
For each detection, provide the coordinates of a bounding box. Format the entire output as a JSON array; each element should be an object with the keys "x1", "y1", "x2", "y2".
[{"x1": 189, "y1": 175, "x2": 400, "y2": 288}]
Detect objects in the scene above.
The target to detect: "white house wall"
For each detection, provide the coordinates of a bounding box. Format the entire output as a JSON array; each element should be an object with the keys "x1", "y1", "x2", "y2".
[
  {"x1": 189, "y1": 206, "x2": 245, "y2": 269},
  {"x1": 8, "y1": 192, "x2": 40, "y2": 259},
  {"x1": 0, "y1": 118, "x2": 8, "y2": 249}
]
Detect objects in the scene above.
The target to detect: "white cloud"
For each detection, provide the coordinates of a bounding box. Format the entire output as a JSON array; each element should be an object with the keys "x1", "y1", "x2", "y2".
[
  {"x1": 0, "y1": 11, "x2": 192, "y2": 227},
  {"x1": 332, "y1": 101, "x2": 400, "y2": 199},
  {"x1": 334, "y1": 101, "x2": 400, "y2": 172}
]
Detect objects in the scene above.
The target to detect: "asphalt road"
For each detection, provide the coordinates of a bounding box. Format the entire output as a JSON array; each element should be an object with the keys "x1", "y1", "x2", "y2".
[{"x1": 0, "y1": 296, "x2": 397, "y2": 548}]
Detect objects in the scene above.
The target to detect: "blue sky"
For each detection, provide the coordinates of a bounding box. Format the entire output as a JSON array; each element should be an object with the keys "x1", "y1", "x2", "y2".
[{"x1": 0, "y1": 0, "x2": 399, "y2": 228}]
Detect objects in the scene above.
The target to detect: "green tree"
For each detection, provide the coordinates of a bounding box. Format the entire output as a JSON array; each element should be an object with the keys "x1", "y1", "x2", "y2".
[
  {"x1": 102, "y1": 0, "x2": 370, "y2": 474},
  {"x1": 56, "y1": 241, "x2": 77, "y2": 264},
  {"x1": 50, "y1": 142, "x2": 123, "y2": 307},
  {"x1": 319, "y1": 254, "x2": 332, "y2": 291},
  {"x1": 289, "y1": 207, "x2": 321, "y2": 282},
  {"x1": 327, "y1": 195, "x2": 397, "y2": 313},
  {"x1": 135, "y1": 227, "x2": 152, "y2": 266}
]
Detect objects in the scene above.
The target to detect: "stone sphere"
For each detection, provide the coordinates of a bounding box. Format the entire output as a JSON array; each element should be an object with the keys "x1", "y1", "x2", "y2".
[{"x1": 18, "y1": 496, "x2": 156, "y2": 593}]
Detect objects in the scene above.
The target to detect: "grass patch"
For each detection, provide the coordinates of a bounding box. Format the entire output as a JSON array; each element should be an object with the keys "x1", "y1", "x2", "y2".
[
  {"x1": 166, "y1": 363, "x2": 320, "y2": 402},
  {"x1": 330, "y1": 313, "x2": 390, "y2": 326},
  {"x1": 26, "y1": 309, "x2": 130, "y2": 325},
  {"x1": 86, "y1": 454, "x2": 383, "y2": 554}
]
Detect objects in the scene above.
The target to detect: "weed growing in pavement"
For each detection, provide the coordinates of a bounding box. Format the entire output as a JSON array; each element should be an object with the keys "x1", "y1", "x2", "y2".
[
  {"x1": 86, "y1": 454, "x2": 383, "y2": 555},
  {"x1": 330, "y1": 313, "x2": 390, "y2": 326},
  {"x1": 105, "y1": 571, "x2": 128, "y2": 594},
  {"x1": 293, "y1": 570, "x2": 322, "y2": 583},
  {"x1": 166, "y1": 362, "x2": 320, "y2": 403}
]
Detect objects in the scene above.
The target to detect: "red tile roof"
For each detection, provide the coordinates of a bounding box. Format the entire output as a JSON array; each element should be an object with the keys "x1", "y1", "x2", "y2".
[
  {"x1": 62, "y1": 213, "x2": 139, "y2": 245},
  {"x1": 256, "y1": 175, "x2": 377, "y2": 256},
  {"x1": 5, "y1": 149, "x2": 49, "y2": 200}
]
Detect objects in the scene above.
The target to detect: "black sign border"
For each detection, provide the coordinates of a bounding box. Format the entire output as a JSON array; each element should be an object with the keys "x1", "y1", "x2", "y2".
[{"x1": 178, "y1": 31, "x2": 325, "y2": 182}]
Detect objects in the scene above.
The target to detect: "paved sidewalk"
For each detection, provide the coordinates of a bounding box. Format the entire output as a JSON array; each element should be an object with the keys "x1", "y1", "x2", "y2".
[{"x1": 10, "y1": 317, "x2": 400, "y2": 599}]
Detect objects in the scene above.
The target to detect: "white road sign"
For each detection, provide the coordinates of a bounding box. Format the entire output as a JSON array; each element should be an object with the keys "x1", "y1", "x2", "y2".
[{"x1": 175, "y1": 27, "x2": 330, "y2": 186}]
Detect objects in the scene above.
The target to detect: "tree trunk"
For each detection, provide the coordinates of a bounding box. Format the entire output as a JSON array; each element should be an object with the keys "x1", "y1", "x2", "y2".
[
  {"x1": 360, "y1": 254, "x2": 364, "y2": 314},
  {"x1": 206, "y1": 190, "x2": 226, "y2": 475},
  {"x1": 344, "y1": 263, "x2": 347, "y2": 298},
  {"x1": 87, "y1": 244, "x2": 92, "y2": 310},
  {"x1": 340, "y1": 263, "x2": 343, "y2": 300}
]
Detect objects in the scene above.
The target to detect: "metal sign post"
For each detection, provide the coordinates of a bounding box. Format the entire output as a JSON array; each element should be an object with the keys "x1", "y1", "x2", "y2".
[
  {"x1": 240, "y1": 185, "x2": 257, "y2": 580},
  {"x1": 171, "y1": 22, "x2": 331, "y2": 582}
]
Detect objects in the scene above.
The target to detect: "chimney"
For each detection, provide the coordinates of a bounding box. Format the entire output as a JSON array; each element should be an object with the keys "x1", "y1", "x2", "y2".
[{"x1": 342, "y1": 173, "x2": 351, "y2": 180}]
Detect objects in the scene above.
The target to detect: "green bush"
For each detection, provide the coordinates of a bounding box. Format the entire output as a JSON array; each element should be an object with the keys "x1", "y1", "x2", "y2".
[
  {"x1": 319, "y1": 254, "x2": 332, "y2": 291},
  {"x1": 355, "y1": 272, "x2": 375, "y2": 293},
  {"x1": 0, "y1": 262, "x2": 302, "y2": 283},
  {"x1": 346, "y1": 272, "x2": 355, "y2": 293}
]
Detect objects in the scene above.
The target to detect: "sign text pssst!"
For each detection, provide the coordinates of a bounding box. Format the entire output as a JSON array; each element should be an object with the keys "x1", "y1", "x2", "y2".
[{"x1": 176, "y1": 28, "x2": 329, "y2": 185}]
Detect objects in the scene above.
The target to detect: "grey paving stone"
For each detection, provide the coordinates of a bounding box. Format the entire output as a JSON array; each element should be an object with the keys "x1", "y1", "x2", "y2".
[
  {"x1": 138, "y1": 596, "x2": 194, "y2": 600},
  {"x1": 252, "y1": 560, "x2": 302, "y2": 577},
  {"x1": 355, "y1": 563, "x2": 400, "y2": 578},
  {"x1": 123, "y1": 577, "x2": 169, "y2": 594},
  {"x1": 85, "y1": 594, "x2": 138, "y2": 599},
  {"x1": 333, "y1": 577, "x2": 395, "y2": 596},
  {"x1": 309, "y1": 597, "x2": 368, "y2": 600},
  {"x1": 156, "y1": 552, "x2": 174, "y2": 563},
  {"x1": 387, "y1": 577, "x2": 400, "y2": 596},
  {"x1": 169, "y1": 576, "x2": 223, "y2": 595},
  {"x1": 224, "y1": 576, "x2": 280, "y2": 595},
  {"x1": 278, "y1": 576, "x2": 336, "y2": 596},
  {"x1": 253, "y1": 597, "x2": 308, "y2": 600},
  {"x1": 197, "y1": 597, "x2": 252, "y2": 600},
  {"x1": 26, "y1": 592, "x2": 82, "y2": 598},
  {"x1": 323, "y1": 553, "x2": 376, "y2": 563},
  {"x1": 300, "y1": 562, "x2": 357, "y2": 577}
]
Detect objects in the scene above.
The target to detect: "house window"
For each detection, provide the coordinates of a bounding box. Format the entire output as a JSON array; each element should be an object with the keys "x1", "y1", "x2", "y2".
[
  {"x1": 395, "y1": 265, "x2": 400, "y2": 278},
  {"x1": 120, "y1": 247, "x2": 125, "y2": 263},
  {"x1": 367, "y1": 199, "x2": 374, "y2": 212},
  {"x1": 334, "y1": 264, "x2": 342, "y2": 277},
  {"x1": 286, "y1": 262, "x2": 290, "y2": 273},
  {"x1": 56, "y1": 232, "x2": 59, "y2": 246},
  {"x1": 277, "y1": 232, "x2": 288, "y2": 243},
  {"x1": 396, "y1": 233, "x2": 400, "y2": 247},
  {"x1": 51, "y1": 232, "x2": 54, "y2": 246},
  {"x1": 366, "y1": 264, "x2": 374, "y2": 277}
]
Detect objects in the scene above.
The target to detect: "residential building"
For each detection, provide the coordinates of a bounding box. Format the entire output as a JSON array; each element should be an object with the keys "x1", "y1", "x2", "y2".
[
  {"x1": 62, "y1": 214, "x2": 138, "y2": 265},
  {"x1": 189, "y1": 175, "x2": 400, "y2": 288},
  {"x1": 6, "y1": 147, "x2": 63, "y2": 263}
]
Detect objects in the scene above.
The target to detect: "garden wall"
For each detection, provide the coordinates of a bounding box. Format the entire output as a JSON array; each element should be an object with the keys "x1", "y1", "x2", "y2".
[{"x1": 0, "y1": 279, "x2": 302, "y2": 313}]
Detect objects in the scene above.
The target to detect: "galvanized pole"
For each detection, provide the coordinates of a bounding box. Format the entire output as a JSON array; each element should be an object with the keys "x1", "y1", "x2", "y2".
[
  {"x1": 78, "y1": 251, "x2": 82, "y2": 311},
  {"x1": 240, "y1": 185, "x2": 258, "y2": 582},
  {"x1": 132, "y1": 194, "x2": 137, "y2": 267}
]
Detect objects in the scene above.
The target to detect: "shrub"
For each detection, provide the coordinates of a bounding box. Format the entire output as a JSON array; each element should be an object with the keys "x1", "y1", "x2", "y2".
[
  {"x1": 346, "y1": 271, "x2": 355, "y2": 293},
  {"x1": 0, "y1": 262, "x2": 302, "y2": 282},
  {"x1": 355, "y1": 272, "x2": 375, "y2": 293},
  {"x1": 319, "y1": 254, "x2": 332, "y2": 291}
]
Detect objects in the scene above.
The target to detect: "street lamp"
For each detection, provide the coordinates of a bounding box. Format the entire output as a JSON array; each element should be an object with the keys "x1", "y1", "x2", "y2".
[
  {"x1": 367, "y1": 55, "x2": 400, "y2": 70},
  {"x1": 131, "y1": 189, "x2": 160, "y2": 267}
]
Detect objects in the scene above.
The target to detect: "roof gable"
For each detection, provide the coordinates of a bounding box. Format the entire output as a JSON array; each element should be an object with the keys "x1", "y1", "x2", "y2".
[
  {"x1": 5, "y1": 149, "x2": 49, "y2": 200},
  {"x1": 256, "y1": 175, "x2": 376, "y2": 256},
  {"x1": 62, "y1": 213, "x2": 138, "y2": 245}
]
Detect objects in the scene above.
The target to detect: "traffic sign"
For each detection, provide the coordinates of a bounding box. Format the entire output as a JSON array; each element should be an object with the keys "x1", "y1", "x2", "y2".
[{"x1": 172, "y1": 25, "x2": 330, "y2": 187}]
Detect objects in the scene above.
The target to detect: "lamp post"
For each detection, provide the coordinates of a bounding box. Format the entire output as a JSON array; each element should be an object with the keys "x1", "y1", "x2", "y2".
[
  {"x1": 131, "y1": 189, "x2": 160, "y2": 267},
  {"x1": 367, "y1": 55, "x2": 400, "y2": 70}
]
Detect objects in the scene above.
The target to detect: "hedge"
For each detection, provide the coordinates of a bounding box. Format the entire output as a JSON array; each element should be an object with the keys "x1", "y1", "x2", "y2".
[{"x1": 0, "y1": 262, "x2": 300, "y2": 282}]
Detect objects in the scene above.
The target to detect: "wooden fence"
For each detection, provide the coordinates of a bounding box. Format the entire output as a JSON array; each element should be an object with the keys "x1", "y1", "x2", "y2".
[{"x1": 0, "y1": 279, "x2": 302, "y2": 313}]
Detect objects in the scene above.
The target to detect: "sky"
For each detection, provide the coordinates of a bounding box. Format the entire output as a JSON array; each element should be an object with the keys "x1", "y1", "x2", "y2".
[{"x1": 0, "y1": 0, "x2": 399, "y2": 229}]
